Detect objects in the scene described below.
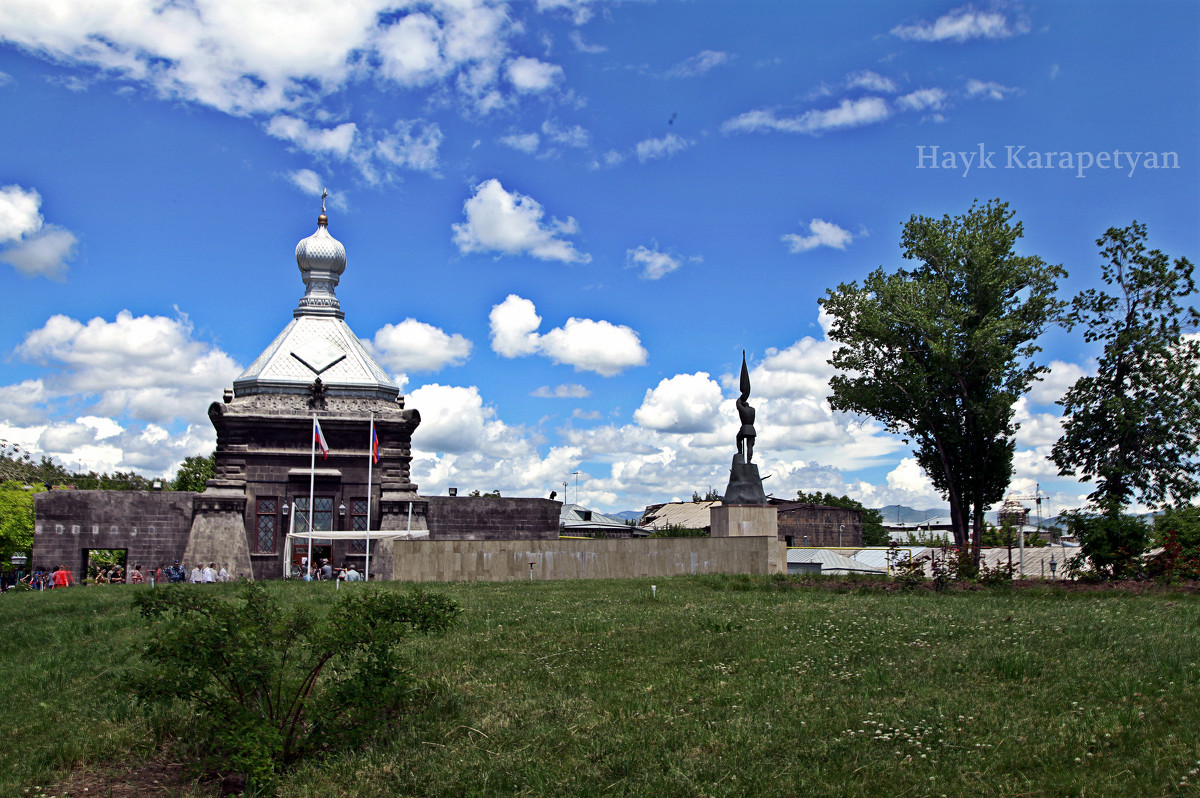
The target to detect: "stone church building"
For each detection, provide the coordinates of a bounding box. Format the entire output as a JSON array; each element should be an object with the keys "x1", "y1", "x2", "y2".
[{"x1": 34, "y1": 202, "x2": 557, "y2": 580}]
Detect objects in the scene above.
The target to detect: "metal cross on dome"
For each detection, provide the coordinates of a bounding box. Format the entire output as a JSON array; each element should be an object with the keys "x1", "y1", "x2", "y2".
[{"x1": 321, "y1": 187, "x2": 328, "y2": 214}]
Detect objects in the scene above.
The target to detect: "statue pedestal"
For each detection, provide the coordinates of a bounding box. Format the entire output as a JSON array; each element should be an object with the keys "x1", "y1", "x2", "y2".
[
  {"x1": 723, "y1": 455, "x2": 767, "y2": 505},
  {"x1": 711, "y1": 504, "x2": 778, "y2": 538}
]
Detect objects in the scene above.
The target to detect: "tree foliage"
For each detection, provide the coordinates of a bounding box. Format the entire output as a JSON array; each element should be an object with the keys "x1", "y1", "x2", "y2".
[
  {"x1": 171, "y1": 453, "x2": 216, "y2": 492},
  {"x1": 1050, "y1": 222, "x2": 1200, "y2": 515},
  {"x1": 0, "y1": 481, "x2": 36, "y2": 566},
  {"x1": 794, "y1": 490, "x2": 888, "y2": 545},
  {"x1": 820, "y1": 200, "x2": 1065, "y2": 562},
  {"x1": 1, "y1": 439, "x2": 152, "y2": 490}
]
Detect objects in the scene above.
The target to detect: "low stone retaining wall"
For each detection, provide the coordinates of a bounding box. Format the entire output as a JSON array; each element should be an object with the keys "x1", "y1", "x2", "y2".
[{"x1": 392, "y1": 536, "x2": 785, "y2": 582}]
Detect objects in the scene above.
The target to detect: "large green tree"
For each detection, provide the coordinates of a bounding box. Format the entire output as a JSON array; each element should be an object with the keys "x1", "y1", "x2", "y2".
[
  {"x1": 820, "y1": 200, "x2": 1065, "y2": 563},
  {"x1": 1050, "y1": 222, "x2": 1200, "y2": 515}
]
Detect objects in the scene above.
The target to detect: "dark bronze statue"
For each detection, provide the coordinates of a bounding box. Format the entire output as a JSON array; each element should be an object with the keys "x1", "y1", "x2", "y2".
[
  {"x1": 736, "y1": 355, "x2": 755, "y2": 464},
  {"x1": 722, "y1": 351, "x2": 768, "y2": 505}
]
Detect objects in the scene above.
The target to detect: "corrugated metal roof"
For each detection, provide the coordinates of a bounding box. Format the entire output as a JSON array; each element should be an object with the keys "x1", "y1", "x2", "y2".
[
  {"x1": 787, "y1": 548, "x2": 885, "y2": 574},
  {"x1": 852, "y1": 547, "x2": 928, "y2": 570},
  {"x1": 559, "y1": 503, "x2": 640, "y2": 531},
  {"x1": 640, "y1": 501, "x2": 721, "y2": 530}
]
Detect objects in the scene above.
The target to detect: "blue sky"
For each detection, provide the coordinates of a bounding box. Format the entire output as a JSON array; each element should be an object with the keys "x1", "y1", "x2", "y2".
[{"x1": 0, "y1": 0, "x2": 1196, "y2": 516}]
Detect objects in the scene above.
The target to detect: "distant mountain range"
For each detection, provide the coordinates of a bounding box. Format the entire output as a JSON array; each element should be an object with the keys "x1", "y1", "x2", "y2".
[
  {"x1": 877, "y1": 505, "x2": 946, "y2": 524},
  {"x1": 877, "y1": 504, "x2": 1062, "y2": 528}
]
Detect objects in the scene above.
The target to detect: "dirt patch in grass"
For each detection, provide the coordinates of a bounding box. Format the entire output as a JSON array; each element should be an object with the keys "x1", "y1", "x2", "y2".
[{"x1": 52, "y1": 747, "x2": 235, "y2": 797}]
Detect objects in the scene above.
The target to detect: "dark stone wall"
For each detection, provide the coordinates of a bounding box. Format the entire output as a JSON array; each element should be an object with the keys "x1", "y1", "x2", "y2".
[
  {"x1": 424, "y1": 496, "x2": 560, "y2": 540},
  {"x1": 33, "y1": 491, "x2": 195, "y2": 579},
  {"x1": 34, "y1": 487, "x2": 561, "y2": 581},
  {"x1": 775, "y1": 502, "x2": 862, "y2": 547}
]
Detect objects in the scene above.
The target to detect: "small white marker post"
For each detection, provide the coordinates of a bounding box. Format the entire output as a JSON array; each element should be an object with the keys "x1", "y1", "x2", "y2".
[
  {"x1": 651, "y1": 584, "x2": 657, "y2": 599},
  {"x1": 529, "y1": 561, "x2": 536, "y2": 581}
]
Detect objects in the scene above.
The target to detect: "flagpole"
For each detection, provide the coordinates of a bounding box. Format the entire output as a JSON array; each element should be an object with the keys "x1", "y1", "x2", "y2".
[
  {"x1": 365, "y1": 412, "x2": 374, "y2": 582},
  {"x1": 308, "y1": 413, "x2": 317, "y2": 580}
]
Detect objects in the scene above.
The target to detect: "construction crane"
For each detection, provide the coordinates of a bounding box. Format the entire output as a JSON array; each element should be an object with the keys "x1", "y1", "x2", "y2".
[{"x1": 1001, "y1": 485, "x2": 1049, "y2": 577}]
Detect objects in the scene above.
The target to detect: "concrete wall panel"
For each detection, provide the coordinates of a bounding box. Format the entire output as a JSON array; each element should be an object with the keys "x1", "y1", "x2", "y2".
[{"x1": 391, "y1": 536, "x2": 785, "y2": 582}]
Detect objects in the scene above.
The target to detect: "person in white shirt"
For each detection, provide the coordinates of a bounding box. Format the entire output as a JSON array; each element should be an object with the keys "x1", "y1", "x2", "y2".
[
  {"x1": 190, "y1": 565, "x2": 202, "y2": 584},
  {"x1": 202, "y1": 563, "x2": 216, "y2": 583},
  {"x1": 218, "y1": 565, "x2": 230, "y2": 582}
]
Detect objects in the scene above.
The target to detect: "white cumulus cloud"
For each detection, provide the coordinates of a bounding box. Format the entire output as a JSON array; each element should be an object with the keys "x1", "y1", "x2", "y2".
[
  {"x1": 452, "y1": 179, "x2": 590, "y2": 264},
  {"x1": 507, "y1": 56, "x2": 563, "y2": 93},
  {"x1": 489, "y1": 294, "x2": 647, "y2": 377},
  {"x1": 0, "y1": 184, "x2": 78, "y2": 279},
  {"x1": 0, "y1": 184, "x2": 43, "y2": 242},
  {"x1": 489, "y1": 295, "x2": 543, "y2": 357},
  {"x1": 15, "y1": 310, "x2": 241, "y2": 425},
  {"x1": 539, "y1": 318, "x2": 649, "y2": 377},
  {"x1": 366, "y1": 318, "x2": 471, "y2": 374},
  {"x1": 782, "y1": 219, "x2": 855, "y2": 253},
  {"x1": 634, "y1": 372, "x2": 724, "y2": 434}
]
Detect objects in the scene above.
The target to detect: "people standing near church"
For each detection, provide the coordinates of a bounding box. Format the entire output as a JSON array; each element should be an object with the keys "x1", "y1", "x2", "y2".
[
  {"x1": 130, "y1": 565, "x2": 144, "y2": 584},
  {"x1": 190, "y1": 564, "x2": 202, "y2": 584},
  {"x1": 51, "y1": 564, "x2": 74, "y2": 589},
  {"x1": 218, "y1": 565, "x2": 229, "y2": 582},
  {"x1": 202, "y1": 563, "x2": 216, "y2": 583},
  {"x1": 320, "y1": 560, "x2": 333, "y2": 581},
  {"x1": 345, "y1": 564, "x2": 362, "y2": 582}
]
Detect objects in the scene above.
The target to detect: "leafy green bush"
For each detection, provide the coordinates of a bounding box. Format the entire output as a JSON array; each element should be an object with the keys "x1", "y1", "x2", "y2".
[
  {"x1": 1060, "y1": 511, "x2": 1150, "y2": 580},
  {"x1": 130, "y1": 583, "x2": 459, "y2": 793}
]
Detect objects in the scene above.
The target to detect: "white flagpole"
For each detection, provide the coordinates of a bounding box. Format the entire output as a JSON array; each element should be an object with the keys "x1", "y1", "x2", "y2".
[
  {"x1": 308, "y1": 414, "x2": 317, "y2": 580},
  {"x1": 365, "y1": 413, "x2": 374, "y2": 582}
]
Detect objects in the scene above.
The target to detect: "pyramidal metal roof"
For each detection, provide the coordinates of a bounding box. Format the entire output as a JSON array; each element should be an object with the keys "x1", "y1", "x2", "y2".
[{"x1": 232, "y1": 204, "x2": 399, "y2": 402}]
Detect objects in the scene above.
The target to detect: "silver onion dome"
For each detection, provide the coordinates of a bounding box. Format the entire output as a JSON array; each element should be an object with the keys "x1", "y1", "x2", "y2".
[{"x1": 294, "y1": 191, "x2": 346, "y2": 318}]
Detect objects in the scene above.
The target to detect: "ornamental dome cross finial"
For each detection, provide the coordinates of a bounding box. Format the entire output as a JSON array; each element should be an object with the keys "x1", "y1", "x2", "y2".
[{"x1": 321, "y1": 187, "x2": 328, "y2": 215}]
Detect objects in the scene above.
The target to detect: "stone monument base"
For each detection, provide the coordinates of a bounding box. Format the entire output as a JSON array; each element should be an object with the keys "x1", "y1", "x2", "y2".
[{"x1": 710, "y1": 504, "x2": 778, "y2": 538}]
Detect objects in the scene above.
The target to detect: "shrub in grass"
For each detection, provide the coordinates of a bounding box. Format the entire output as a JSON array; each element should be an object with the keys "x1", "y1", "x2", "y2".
[
  {"x1": 1061, "y1": 511, "x2": 1150, "y2": 580},
  {"x1": 129, "y1": 582, "x2": 459, "y2": 793}
]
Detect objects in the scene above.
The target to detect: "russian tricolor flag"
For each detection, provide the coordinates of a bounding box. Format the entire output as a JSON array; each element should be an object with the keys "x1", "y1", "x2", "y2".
[{"x1": 314, "y1": 417, "x2": 329, "y2": 459}]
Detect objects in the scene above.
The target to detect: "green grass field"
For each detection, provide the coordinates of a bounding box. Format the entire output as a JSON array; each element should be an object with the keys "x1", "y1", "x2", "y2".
[{"x1": 2, "y1": 576, "x2": 1198, "y2": 797}]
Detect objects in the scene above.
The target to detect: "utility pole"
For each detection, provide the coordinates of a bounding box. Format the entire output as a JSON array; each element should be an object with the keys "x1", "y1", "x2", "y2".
[{"x1": 572, "y1": 471, "x2": 580, "y2": 505}]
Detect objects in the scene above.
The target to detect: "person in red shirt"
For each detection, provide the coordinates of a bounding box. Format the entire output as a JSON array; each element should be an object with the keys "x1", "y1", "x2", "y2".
[{"x1": 51, "y1": 565, "x2": 74, "y2": 589}]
